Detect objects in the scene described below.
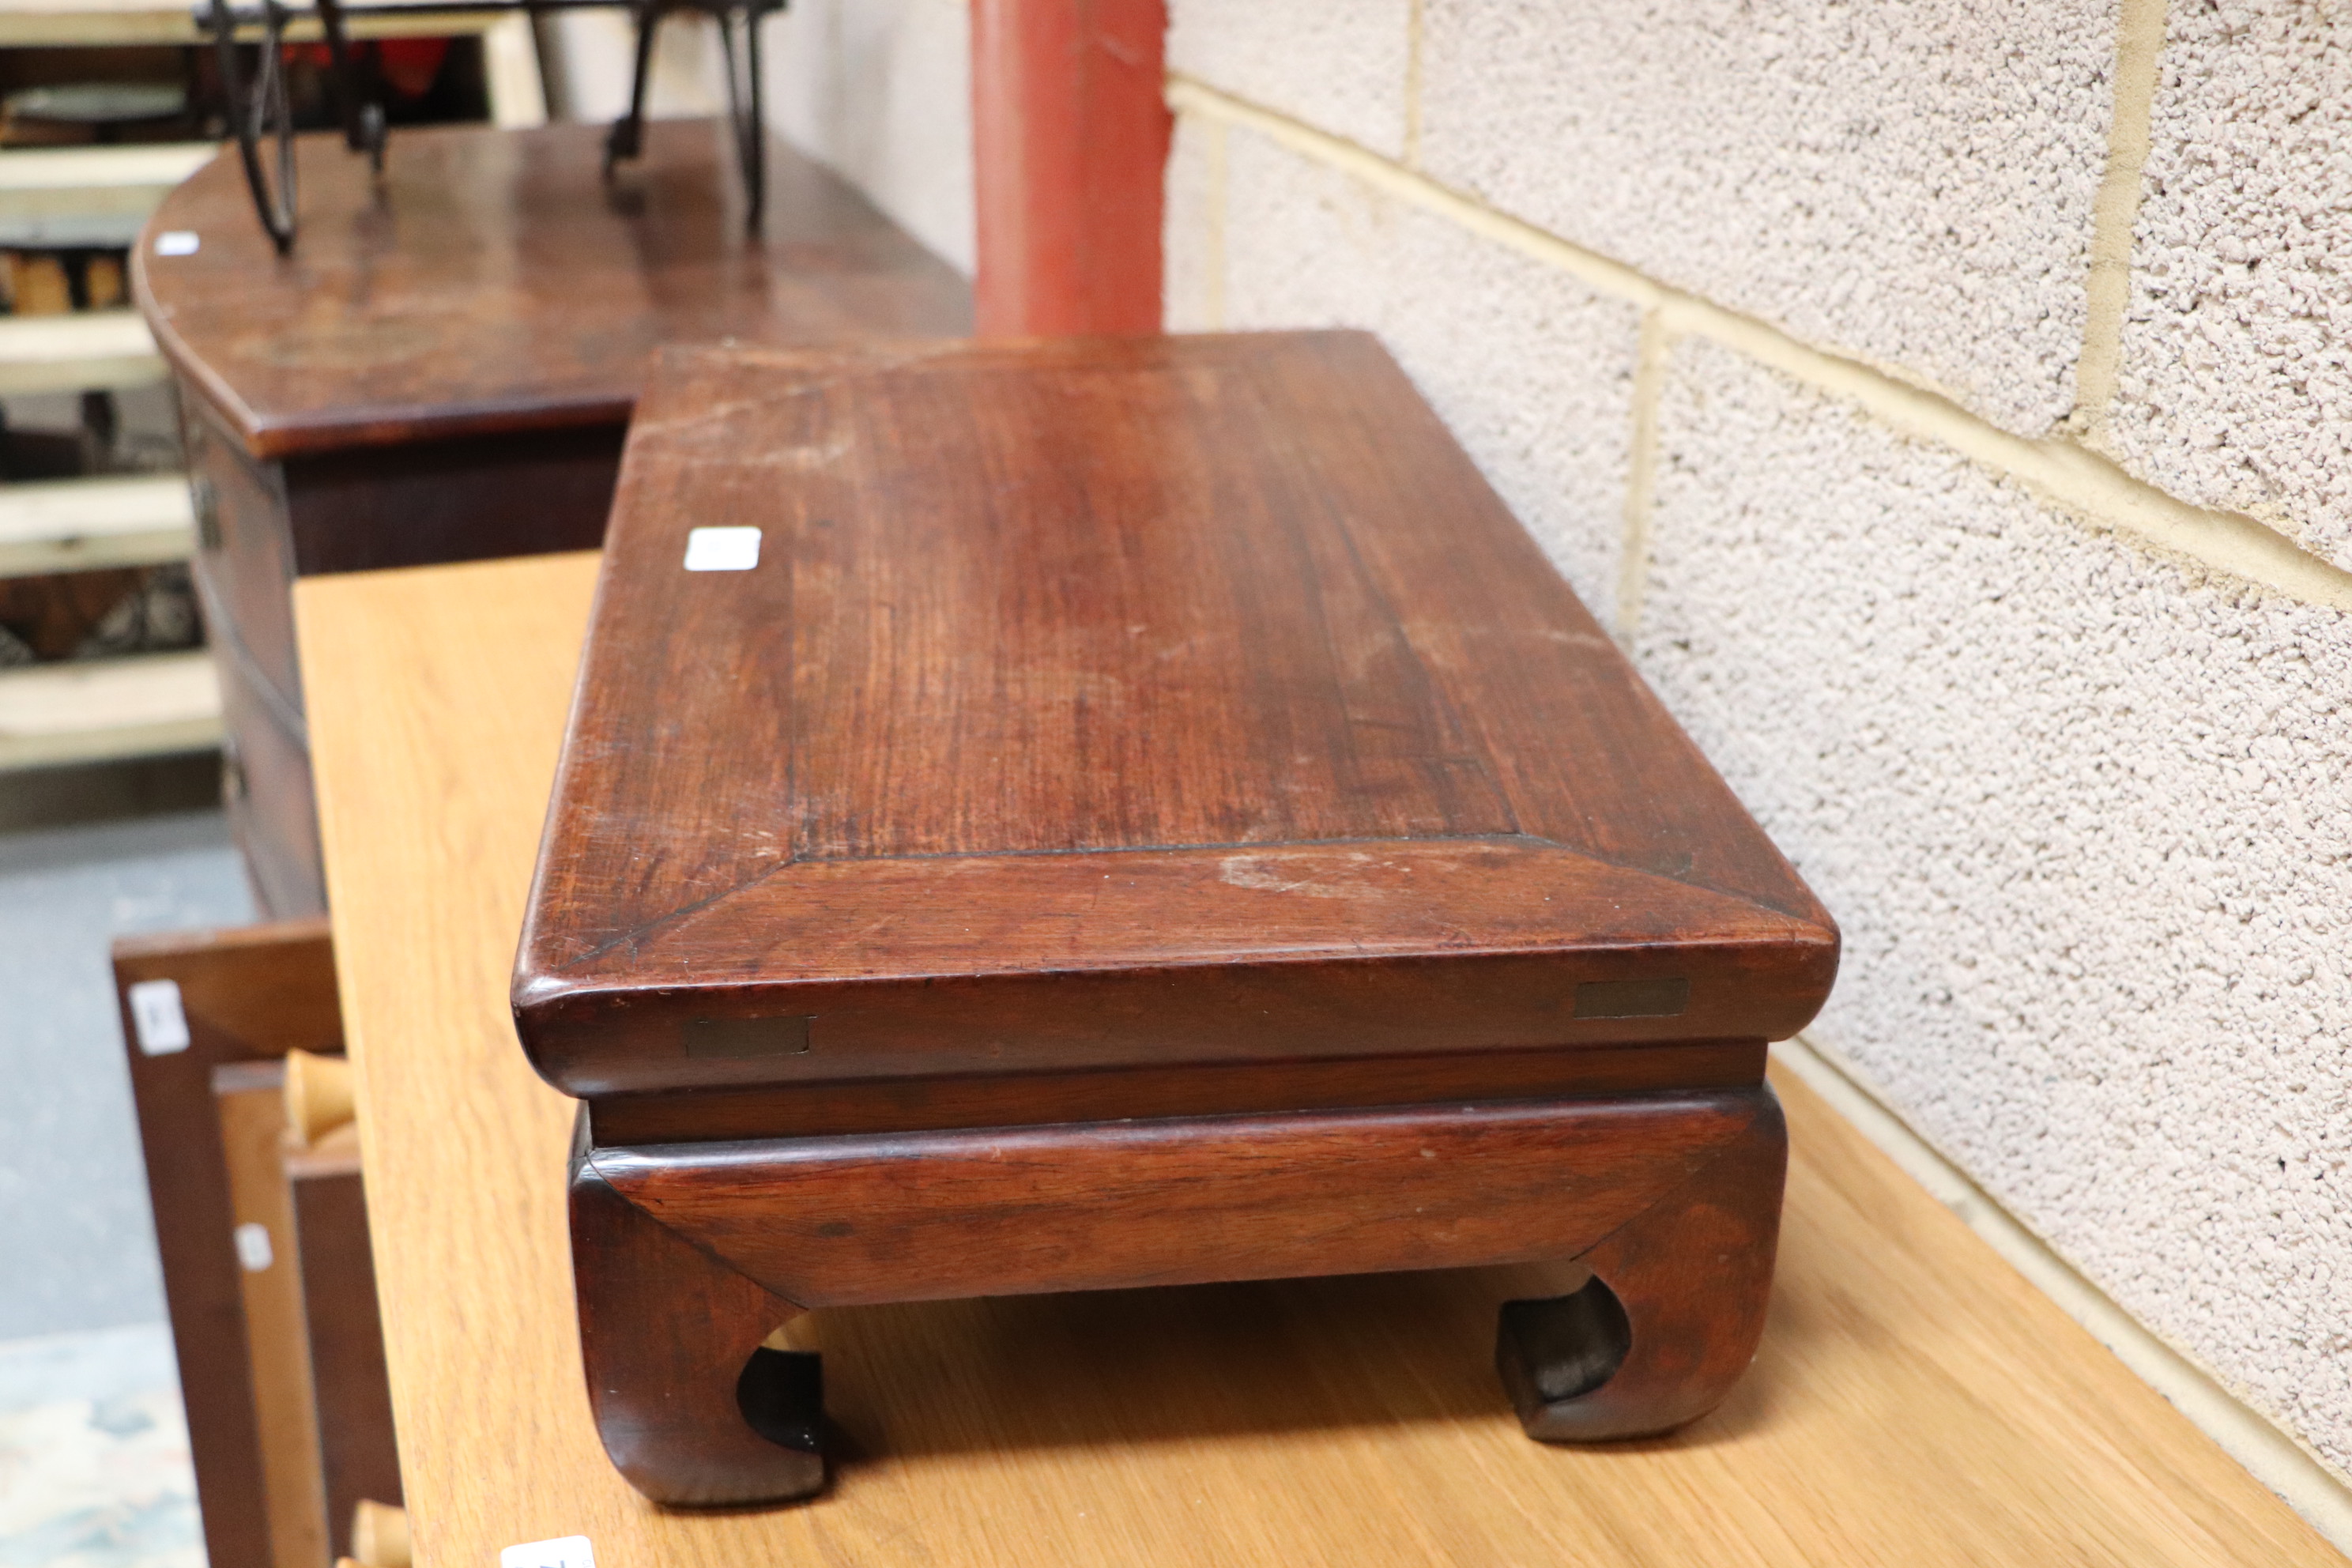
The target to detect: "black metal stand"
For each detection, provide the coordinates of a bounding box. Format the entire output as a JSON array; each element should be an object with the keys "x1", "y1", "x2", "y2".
[
  {"x1": 209, "y1": 0, "x2": 299, "y2": 254},
  {"x1": 201, "y1": 0, "x2": 786, "y2": 253}
]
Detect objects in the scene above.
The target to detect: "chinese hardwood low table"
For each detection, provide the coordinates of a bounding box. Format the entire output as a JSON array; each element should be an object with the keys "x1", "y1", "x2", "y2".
[{"x1": 512, "y1": 331, "x2": 1840, "y2": 1506}]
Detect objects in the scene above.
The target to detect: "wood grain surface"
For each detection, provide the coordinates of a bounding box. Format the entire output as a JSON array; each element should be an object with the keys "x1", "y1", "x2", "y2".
[
  {"x1": 299, "y1": 552, "x2": 2343, "y2": 1568},
  {"x1": 516, "y1": 335, "x2": 1836, "y2": 1102},
  {"x1": 287, "y1": 1129, "x2": 405, "y2": 1560},
  {"x1": 213, "y1": 1066, "x2": 329, "y2": 1568},
  {"x1": 113, "y1": 919, "x2": 342, "y2": 1568},
  {"x1": 134, "y1": 120, "x2": 972, "y2": 459},
  {"x1": 586, "y1": 1037, "x2": 1768, "y2": 1144},
  {"x1": 594, "y1": 1091, "x2": 1764, "y2": 1307}
]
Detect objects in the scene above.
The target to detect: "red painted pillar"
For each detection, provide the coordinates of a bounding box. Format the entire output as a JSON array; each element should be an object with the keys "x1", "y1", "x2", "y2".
[{"x1": 971, "y1": 0, "x2": 1170, "y2": 336}]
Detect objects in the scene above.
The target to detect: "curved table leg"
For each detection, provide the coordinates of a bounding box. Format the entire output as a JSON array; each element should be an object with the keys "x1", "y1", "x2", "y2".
[
  {"x1": 1497, "y1": 1085, "x2": 1786, "y2": 1441},
  {"x1": 570, "y1": 1130, "x2": 825, "y2": 1506}
]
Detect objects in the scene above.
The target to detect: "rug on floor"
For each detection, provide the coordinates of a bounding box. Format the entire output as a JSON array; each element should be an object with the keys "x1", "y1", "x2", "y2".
[{"x1": 0, "y1": 1324, "x2": 202, "y2": 1568}]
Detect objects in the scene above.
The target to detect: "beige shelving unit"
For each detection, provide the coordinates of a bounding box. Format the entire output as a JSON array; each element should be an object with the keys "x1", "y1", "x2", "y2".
[
  {"x1": 0, "y1": 471, "x2": 194, "y2": 574},
  {"x1": 0, "y1": 35, "x2": 198, "y2": 769},
  {"x1": 0, "y1": 307, "x2": 164, "y2": 390},
  {"x1": 0, "y1": 646, "x2": 219, "y2": 767},
  {"x1": 0, "y1": 133, "x2": 198, "y2": 769},
  {"x1": 0, "y1": 145, "x2": 198, "y2": 768},
  {"x1": 0, "y1": 140, "x2": 212, "y2": 243},
  {"x1": 0, "y1": 3, "x2": 545, "y2": 772},
  {"x1": 0, "y1": 3, "x2": 548, "y2": 124}
]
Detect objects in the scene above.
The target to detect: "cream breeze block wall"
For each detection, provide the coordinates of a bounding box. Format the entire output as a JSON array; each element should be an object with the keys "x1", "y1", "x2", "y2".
[
  {"x1": 760, "y1": 0, "x2": 976, "y2": 274},
  {"x1": 1166, "y1": 0, "x2": 2352, "y2": 1485}
]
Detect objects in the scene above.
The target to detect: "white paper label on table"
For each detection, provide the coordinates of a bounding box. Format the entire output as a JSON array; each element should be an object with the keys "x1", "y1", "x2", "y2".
[
  {"x1": 154, "y1": 230, "x2": 200, "y2": 256},
  {"x1": 502, "y1": 1536, "x2": 595, "y2": 1568},
  {"x1": 128, "y1": 978, "x2": 191, "y2": 1054},
  {"x1": 234, "y1": 1223, "x2": 273, "y2": 1272},
  {"x1": 683, "y1": 526, "x2": 760, "y2": 571}
]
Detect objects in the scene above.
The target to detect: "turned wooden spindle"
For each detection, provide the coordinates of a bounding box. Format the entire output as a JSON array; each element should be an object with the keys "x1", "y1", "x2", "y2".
[
  {"x1": 350, "y1": 1498, "x2": 410, "y2": 1567},
  {"x1": 284, "y1": 1049, "x2": 356, "y2": 1148}
]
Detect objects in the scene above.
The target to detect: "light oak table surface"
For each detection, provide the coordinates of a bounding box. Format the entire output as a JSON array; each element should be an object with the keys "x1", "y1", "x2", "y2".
[{"x1": 296, "y1": 551, "x2": 2342, "y2": 1568}]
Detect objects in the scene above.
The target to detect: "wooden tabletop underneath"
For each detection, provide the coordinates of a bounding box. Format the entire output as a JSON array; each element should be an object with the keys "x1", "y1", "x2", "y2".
[{"x1": 296, "y1": 551, "x2": 2339, "y2": 1568}]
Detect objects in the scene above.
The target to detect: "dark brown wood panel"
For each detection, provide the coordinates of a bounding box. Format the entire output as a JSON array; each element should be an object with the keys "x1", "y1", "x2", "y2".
[
  {"x1": 571, "y1": 1131, "x2": 820, "y2": 1507},
  {"x1": 134, "y1": 120, "x2": 974, "y2": 460},
  {"x1": 281, "y1": 424, "x2": 624, "y2": 577},
  {"x1": 288, "y1": 1140, "x2": 403, "y2": 1560},
  {"x1": 1501, "y1": 1087, "x2": 1785, "y2": 1441},
  {"x1": 114, "y1": 922, "x2": 341, "y2": 1568},
  {"x1": 214, "y1": 643, "x2": 325, "y2": 920},
  {"x1": 587, "y1": 1038, "x2": 1768, "y2": 1144},
  {"x1": 185, "y1": 403, "x2": 302, "y2": 711},
  {"x1": 516, "y1": 334, "x2": 1838, "y2": 1099},
  {"x1": 594, "y1": 1091, "x2": 1765, "y2": 1308}
]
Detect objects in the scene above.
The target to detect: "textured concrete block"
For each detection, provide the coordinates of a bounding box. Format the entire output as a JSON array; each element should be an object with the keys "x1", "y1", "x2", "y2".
[
  {"x1": 1201, "y1": 124, "x2": 1643, "y2": 615},
  {"x1": 1163, "y1": 116, "x2": 1223, "y2": 334},
  {"x1": 1168, "y1": 0, "x2": 1413, "y2": 160},
  {"x1": 2105, "y1": 1, "x2": 2352, "y2": 575},
  {"x1": 1417, "y1": 0, "x2": 2115, "y2": 435},
  {"x1": 761, "y1": 0, "x2": 974, "y2": 273},
  {"x1": 542, "y1": 9, "x2": 727, "y2": 122},
  {"x1": 1639, "y1": 336, "x2": 2352, "y2": 1477}
]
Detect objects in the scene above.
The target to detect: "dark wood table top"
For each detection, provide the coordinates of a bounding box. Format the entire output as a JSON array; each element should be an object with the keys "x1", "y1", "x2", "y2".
[
  {"x1": 133, "y1": 119, "x2": 972, "y2": 460},
  {"x1": 514, "y1": 332, "x2": 1838, "y2": 1102}
]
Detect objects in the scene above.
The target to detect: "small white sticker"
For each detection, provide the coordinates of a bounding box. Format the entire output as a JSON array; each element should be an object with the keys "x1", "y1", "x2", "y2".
[
  {"x1": 129, "y1": 979, "x2": 191, "y2": 1054},
  {"x1": 683, "y1": 526, "x2": 760, "y2": 571},
  {"x1": 502, "y1": 1536, "x2": 594, "y2": 1568},
  {"x1": 234, "y1": 1222, "x2": 273, "y2": 1272},
  {"x1": 154, "y1": 230, "x2": 200, "y2": 257}
]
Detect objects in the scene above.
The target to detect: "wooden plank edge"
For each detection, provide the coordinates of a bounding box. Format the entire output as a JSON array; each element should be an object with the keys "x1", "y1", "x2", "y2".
[
  {"x1": 0, "y1": 352, "x2": 167, "y2": 395},
  {"x1": 0, "y1": 473, "x2": 196, "y2": 574},
  {"x1": 0, "y1": 650, "x2": 221, "y2": 771},
  {"x1": 0, "y1": 524, "x2": 190, "y2": 575},
  {"x1": 0, "y1": 8, "x2": 523, "y2": 47}
]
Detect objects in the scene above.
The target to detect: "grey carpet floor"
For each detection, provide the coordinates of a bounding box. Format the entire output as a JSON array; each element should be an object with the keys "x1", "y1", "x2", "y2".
[
  {"x1": 0, "y1": 808, "x2": 252, "y2": 1340},
  {"x1": 0, "y1": 787, "x2": 248, "y2": 1567}
]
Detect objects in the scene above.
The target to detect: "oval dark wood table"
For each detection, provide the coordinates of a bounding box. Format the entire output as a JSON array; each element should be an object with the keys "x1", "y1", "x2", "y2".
[{"x1": 134, "y1": 117, "x2": 971, "y2": 917}]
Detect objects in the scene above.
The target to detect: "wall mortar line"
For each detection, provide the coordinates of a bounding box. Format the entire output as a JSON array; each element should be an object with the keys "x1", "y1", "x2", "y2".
[
  {"x1": 1615, "y1": 311, "x2": 1669, "y2": 640},
  {"x1": 2068, "y1": 0, "x2": 2169, "y2": 437},
  {"x1": 1774, "y1": 1035, "x2": 2352, "y2": 1544},
  {"x1": 1165, "y1": 74, "x2": 2352, "y2": 613}
]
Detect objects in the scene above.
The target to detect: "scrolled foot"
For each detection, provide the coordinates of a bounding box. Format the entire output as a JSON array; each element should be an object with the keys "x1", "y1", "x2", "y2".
[
  {"x1": 570, "y1": 1124, "x2": 826, "y2": 1505},
  {"x1": 1498, "y1": 1085, "x2": 1787, "y2": 1442}
]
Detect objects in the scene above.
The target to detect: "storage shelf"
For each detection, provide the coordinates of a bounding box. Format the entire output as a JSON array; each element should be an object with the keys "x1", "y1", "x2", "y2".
[
  {"x1": 0, "y1": 647, "x2": 220, "y2": 770},
  {"x1": 0, "y1": 472, "x2": 194, "y2": 575},
  {"x1": 0, "y1": 1, "x2": 197, "y2": 47},
  {"x1": 0, "y1": 142, "x2": 216, "y2": 249},
  {"x1": 0, "y1": 309, "x2": 164, "y2": 396},
  {"x1": 0, "y1": 2, "x2": 540, "y2": 47}
]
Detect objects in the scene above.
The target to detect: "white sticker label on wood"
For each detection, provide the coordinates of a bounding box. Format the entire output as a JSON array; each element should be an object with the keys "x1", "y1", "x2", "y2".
[
  {"x1": 502, "y1": 1536, "x2": 595, "y2": 1568},
  {"x1": 154, "y1": 230, "x2": 200, "y2": 256},
  {"x1": 233, "y1": 1222, "x2": 273, "y2": 1272},
  {"x1": 128, "y1": 978, "x2": 191, "y2": 1054},
  {"x1": 683, "y1": 526, "x2": 760, "y2": 571}
]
